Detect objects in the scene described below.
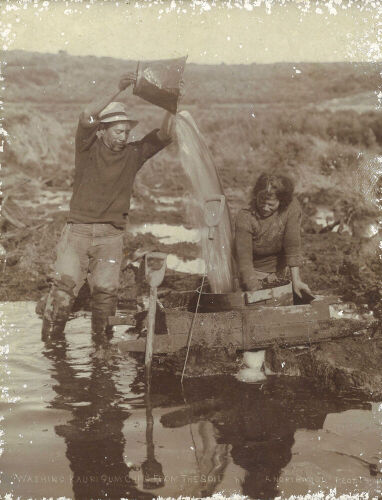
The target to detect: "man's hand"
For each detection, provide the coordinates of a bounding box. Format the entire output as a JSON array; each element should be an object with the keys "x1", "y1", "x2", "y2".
[
  {"x1": 158, "y1": 111, "x2": 175, "y2": 142},
  {"x1": 82, "y1": 74, "x2": 136, "y2": 125},
  {"x1": 178, "y1": 79, "x2": 185, "y2": 100},
  {"x1": 119, "y1": 73, "x2": 136, "y2": 92}
]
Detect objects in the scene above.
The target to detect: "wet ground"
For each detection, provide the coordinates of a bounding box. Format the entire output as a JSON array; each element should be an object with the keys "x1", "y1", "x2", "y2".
[{"x1": 1, "y1": 302, "x2": 381, "y2": 499}]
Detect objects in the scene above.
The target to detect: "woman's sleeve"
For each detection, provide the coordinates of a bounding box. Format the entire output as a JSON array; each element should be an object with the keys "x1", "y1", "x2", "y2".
[
  {"x1": 235, "y1": 210, "x2": 261, "y2": 290},
  {"x1": 283, "y1": 198, "x2": 303, "y2": 267}
]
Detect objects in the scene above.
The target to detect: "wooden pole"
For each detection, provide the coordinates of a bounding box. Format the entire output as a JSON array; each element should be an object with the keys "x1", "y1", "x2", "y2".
[{"x1": 145, "y1": 284, "x2": 157, "y2": 388}]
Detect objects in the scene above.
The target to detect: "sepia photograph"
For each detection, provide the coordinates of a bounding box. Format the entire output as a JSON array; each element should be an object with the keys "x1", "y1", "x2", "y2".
[{"x1": 1, "y1": 0, "x2": 381, "y2": 498}]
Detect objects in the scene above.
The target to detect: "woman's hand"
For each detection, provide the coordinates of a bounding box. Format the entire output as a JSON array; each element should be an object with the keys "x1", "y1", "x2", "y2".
[
  {"x1": 245, "y1": 276, "x2": 262, "y2": 292},
  {"x1": 119, "y1": 72, "x2": 136, "y2": 92},
  {"x1": 290, "y1": 266, "x2": 312, "y2": 299},
  {"x1": 292, "y1": 279, "x2": 312, "y2": 299}
]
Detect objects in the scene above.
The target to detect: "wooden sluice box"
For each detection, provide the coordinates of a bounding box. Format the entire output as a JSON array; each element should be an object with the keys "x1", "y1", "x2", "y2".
[{"x1": 117, "y1": 282, "x2": 366, "y2": 354}]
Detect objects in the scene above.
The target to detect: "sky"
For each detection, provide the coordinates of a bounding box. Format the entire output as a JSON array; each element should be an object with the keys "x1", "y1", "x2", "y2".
[{"x1": 1, "y1": 0, "x2": 381, "y2": 64}]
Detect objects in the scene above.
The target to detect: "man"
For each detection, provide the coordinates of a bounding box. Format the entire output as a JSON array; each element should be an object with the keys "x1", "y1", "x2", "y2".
[{"x1": 41, "y1": 73, "x2": 173, "y2": 340}]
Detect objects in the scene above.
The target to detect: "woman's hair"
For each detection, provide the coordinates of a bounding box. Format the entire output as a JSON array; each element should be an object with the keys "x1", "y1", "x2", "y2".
[{"x1": 250, "y1": 173, "x2": 294, "y2": 213}]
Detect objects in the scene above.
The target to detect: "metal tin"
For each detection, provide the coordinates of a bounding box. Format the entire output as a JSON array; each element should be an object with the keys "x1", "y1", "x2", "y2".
[{"x1": 133, "y1": 56, "x2": 187, "y2": 114}]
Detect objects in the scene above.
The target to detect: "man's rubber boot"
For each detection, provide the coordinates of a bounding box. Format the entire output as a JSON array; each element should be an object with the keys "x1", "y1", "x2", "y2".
[
  {"x1": 91, "y1": 314, "x2": 114, "y2": 341},
  {"x1": 41, "y1": 318, "x2": 66, "y2": 342}
]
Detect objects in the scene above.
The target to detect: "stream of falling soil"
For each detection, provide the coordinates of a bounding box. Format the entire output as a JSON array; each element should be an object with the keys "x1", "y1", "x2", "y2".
[{"x1": 174, "y1": 111, "x2": 235, "y2": 293}]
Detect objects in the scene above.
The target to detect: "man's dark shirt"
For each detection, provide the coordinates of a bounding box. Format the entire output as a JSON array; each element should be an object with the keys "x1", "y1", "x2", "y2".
[{"x1": 68, "y1": 116, "x2": 171, "y2": 227}]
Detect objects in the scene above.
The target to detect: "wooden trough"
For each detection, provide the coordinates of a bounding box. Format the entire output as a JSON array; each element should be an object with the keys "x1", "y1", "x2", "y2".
[{"x1": 115, "y1": 282, "x2": 367, "y2": 354}]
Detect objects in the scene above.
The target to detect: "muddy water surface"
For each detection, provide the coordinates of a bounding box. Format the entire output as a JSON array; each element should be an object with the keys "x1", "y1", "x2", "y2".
[
  {"x1": 130, "y1": 223, "x2": 205, "y2": 274},
  {"x1": 130, "y1": 223, "x2": 200, "y2": 245},
  {"x1": 1, "y1": 302, "x2": 381, "y2": 499}
]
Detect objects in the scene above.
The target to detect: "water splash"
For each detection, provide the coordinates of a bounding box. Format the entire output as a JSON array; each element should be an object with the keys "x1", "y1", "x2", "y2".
[{"x1": 174, "y1": 111, "x2": 235, "y2": 293}]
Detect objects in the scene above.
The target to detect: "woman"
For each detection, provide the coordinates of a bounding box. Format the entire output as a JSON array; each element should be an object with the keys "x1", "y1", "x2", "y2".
[{"x1": 235, "y1": 172, "x2": 311, "y2": 299}]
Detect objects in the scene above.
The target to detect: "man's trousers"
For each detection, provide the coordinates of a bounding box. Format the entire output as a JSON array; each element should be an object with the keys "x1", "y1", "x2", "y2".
[{"x1": 42, "y1": 223, "x2": 123, "y2": 339}]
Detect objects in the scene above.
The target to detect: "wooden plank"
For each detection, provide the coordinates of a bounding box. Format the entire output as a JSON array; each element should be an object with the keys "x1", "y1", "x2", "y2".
[
  {"x1": 243, "y1": 321, "x2": 318, "y2": 348},
  {"x1": 164, "y1": 309, "x2": 243, "y2": 348},
  {"x1": 243, "y1": 304, "x2": 321, "y2": 326},
  {"x1": 117, "y1": 318, "x2": 365, "y2": 353},
  {"x1": 245, "y1": 282, "x2": 292, "y2": 305},
  {"x1": 244, "y1": 319, "x2": 362, "y2": 349},
  {"x1": 310, "y1": 295, "x2": 341, "y2": 319},
  {"x1": 246, "y1": 289, "x2": 273, "y2": 302},
  {"x1": 242, "y1": 304, "x2": 333, "y2": 347}
]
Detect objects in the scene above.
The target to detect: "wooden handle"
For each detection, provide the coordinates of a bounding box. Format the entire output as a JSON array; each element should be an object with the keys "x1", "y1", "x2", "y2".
[{"x1": 145, "y1": 286, "x2": 158, "y2": 386}]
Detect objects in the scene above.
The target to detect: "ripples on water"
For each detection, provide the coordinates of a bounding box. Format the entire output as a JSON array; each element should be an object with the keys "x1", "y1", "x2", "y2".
[{"x1": 1, "y1": 302, "x2": 381, "y2": 499}]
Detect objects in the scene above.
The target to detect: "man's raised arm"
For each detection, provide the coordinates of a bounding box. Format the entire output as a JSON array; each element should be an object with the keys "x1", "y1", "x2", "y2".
[
  {"x1": 80, "y1": 73, "x2": 136, "y2": 126},
  {"x1": 157, "y1": 111, "x2": 174, "y2": 142}
]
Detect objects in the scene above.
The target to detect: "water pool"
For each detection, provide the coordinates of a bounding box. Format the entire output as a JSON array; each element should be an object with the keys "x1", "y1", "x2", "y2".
[{"x1": 1, "y1": 302, "x2": 381, "y2": 499}]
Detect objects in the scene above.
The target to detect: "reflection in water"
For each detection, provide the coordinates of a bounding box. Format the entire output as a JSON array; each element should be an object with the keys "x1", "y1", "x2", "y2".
[
  {"x1": 42, "y1": 337, "x2": 151, "y2": 500},
  {"x1": 192, "y1": 420, "x2": 231, "y2": 498},
  {"x1": 160, "y1": 376, "x2": 373, "y2": 499},
  {"x1": 43, "y1": 337, "x2": 376, "y2": 500},
  {"x1": 141, "y1": 390, "x2": 165, "y2": 490}
]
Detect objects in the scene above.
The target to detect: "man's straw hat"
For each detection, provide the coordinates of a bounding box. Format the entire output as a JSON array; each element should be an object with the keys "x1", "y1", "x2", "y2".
[{"x1": 99, "y1": 102, "x2": 138, "y2": 128}]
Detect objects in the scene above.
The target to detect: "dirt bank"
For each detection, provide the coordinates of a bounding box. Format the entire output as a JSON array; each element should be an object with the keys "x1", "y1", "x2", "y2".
[
  {"x1": 146, "y1": 320, "x2": 382, "y2": 402},
  {"x1": 265, "y1": 327, "x2": 382, "y2": 401}
]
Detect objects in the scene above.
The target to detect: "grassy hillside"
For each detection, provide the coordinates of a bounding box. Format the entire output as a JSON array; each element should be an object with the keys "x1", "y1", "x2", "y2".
[{"x1": 3, "y1": 50, "x2": 381, "y2": 106}]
